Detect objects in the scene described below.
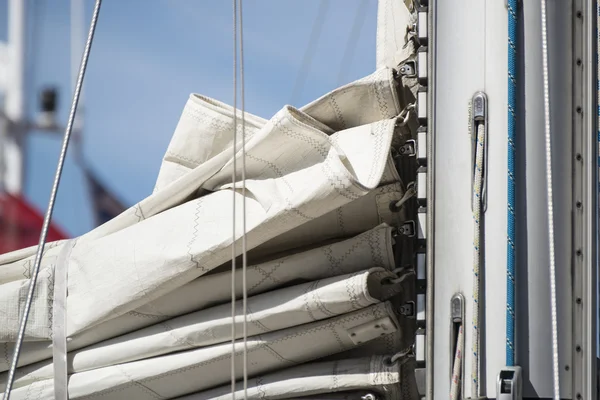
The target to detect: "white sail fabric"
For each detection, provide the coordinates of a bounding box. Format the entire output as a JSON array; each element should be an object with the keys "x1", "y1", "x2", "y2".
[
  {"x1": 0, "y1": 224, "x2": 397, "y2": 372},
  {"x1": 376, "y1": 0, "x2": 416, "y2": 70},
  {"x1": 176, "y1": 356, "x2": 402, "y2": 400},
  {"x1": 0, "y1": 14, "x2": 419, "y2": 396},
  {"x1": 0, "y1": 106, "x2": 396, "y2": 342},
  {"x1": 153, "y1": 67, "x2": 402, "y2": 195},
  {"x1": 4, "y1": 303, "x2": 399, "y2": 400},
  {"x1": 0, "y1": 65, "x2": 403, "y2": 274},
  {"x1": 251, "y1": 183, "x2": 404, "y2": 259},
  {"x1": 2, "y1": 268, "x2": 402, "y2": 389}
]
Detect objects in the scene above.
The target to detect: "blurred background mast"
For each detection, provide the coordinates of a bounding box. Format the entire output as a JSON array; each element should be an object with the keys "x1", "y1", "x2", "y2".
[{"x1": 1, "y1": 0, "x2": 28, "y2": 195}]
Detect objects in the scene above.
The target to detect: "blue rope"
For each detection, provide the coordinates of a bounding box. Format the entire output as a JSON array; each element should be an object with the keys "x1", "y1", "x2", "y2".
[{"x1": 506, "y1": 0, "x2": 517, "y2": 367}]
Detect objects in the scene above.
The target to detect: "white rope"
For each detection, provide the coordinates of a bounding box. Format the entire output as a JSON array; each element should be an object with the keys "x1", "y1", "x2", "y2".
[
  {"x1": 450, "y1": 325, "x2": 464, "y2": 400},
  {"x1": 231, "y1": 1, "x2": 248, "y2": 399},
  {"x1": 2, "y1": 1, "x2": 103, "y2": 398},
  {"x1": 540, "y1": 1, "x2": 560, "y2": 399},
  {"x1": 230, "y1": 0, "x2": 238, "y2": 395},
  {"x1": 471, "y1": 123, "x2": 484, "y2": 399},
  {"x1": 289, "y1": 1, "x2": 329, "y2": 104},
  {"x1": 237, "y1": 0, "x2": 249, "y2": 398}
]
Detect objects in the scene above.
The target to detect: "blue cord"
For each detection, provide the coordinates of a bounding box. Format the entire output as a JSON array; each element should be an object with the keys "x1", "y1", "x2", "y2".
[{"x1": 506, "y1": 0, "x2": 517, "y2": 367}]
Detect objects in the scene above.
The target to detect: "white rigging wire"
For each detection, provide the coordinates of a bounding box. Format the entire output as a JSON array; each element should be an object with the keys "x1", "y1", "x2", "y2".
[
  {"x1": 231, "y1": 0, "x2": 238, "y2": 396},
  {"x1": 289, "y1": 0, "x2": 329, "y2": 105},
  {"x1": 238, "y1": 0, "x2": 249, "y2": 398},
  {"x1": 336, "y1": 0, "x2": 369, "y2": 86},
  {"x1": 2, "y1": 1, "x2": 103, "y2": 398},
  {"x1": 540, "y1": 1, "x2": 560, "y2": 399},
  {"x1": 231, "y1": 0, "x2": 248, "y2": 398}
]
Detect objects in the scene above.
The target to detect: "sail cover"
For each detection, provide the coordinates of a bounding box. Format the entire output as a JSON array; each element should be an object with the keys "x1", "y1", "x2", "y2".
[{"x1": 0, "y1": 0, "x2": 418, "y2": 398}]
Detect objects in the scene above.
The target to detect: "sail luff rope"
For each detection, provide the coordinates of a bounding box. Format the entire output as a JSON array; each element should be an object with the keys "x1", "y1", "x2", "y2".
[
  {"x1": 231, "y1": 0, "x2": 238, "y2": 395},
  {"x1": 237, "y1": 0, "x2": 249, "y2": 398},
  {"x1": 450, "y1": 325, "x2": 464, "y2": 400},
  {"x1": 540, "y1": 1, "x2": 560, "y2": 399},
  {"x1": 471, "y1": 123, "x2": 484, "y2": 399},
  {"x1": 2, "y1": 1, "x2": 103, "y2": 398},
  {"x1": 506, "y1": 0, "x2": 517, "y2": 368}
]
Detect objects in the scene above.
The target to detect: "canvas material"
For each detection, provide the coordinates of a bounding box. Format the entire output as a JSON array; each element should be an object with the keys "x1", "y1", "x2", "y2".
[
  {"x1": 4, "y1": 303, "x2": 399, "y2": 400},
  {"x1": 176, "y1": 356, "x2": 401, "y2": 400},
  {"x1": 0, "y1": 223, "x2": 396, "y2": 373},
  {"x1": 2, "y1": 268, "x2": 403, "y2": 389},
  {"x1": 0, "y1": 106, "x2": 396, "y2": 342}
]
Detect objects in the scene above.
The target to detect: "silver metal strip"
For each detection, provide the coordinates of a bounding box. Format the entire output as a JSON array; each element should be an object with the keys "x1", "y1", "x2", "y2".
[
  {"x1": 417, "y1": 128, "x2": 427, "y2": 164},
  {"x1": 573, "y1": 0, "x2": 598, "y2": 398},
  {"x1": 418, "y1": 48, "x2": 428, "y2": 81}
]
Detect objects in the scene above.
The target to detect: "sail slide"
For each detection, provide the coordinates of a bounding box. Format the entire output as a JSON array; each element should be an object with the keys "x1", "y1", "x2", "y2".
[
  {"x1": 176, "y1": 356, "x2": 403, "y2": 400},
  {"x1": 6, "y1": 303, "x2": 400, "y2": 400},
  {"x1": 1, "y1": 268, "x2": 402, "y2": 389}
]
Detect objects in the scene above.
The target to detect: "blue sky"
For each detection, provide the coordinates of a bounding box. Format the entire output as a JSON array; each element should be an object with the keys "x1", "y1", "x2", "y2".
[{"x1": 0, "y1": 0, "x2": 378, "y2": 236}]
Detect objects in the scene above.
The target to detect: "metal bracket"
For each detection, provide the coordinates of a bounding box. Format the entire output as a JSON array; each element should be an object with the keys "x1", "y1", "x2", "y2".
[
  {"x1": 399, "y1": 301, "x2": 416, "y2": 318},
  {"x1": 396, "y1": 220, "x2": 416, "y2": 237},
  {"x1": 470, "y1": 92, "x2": 488, "y2": 212},
  {"x1": 398, "y1": 60, "x2": 417, "y2": 78},
  {"x1": 496, "y1": 367, "x2": 523, "y2": 400},
  {"x1": 347, "y1": 316, "x2": 397, "y2": 345},
  {"x1": 398, "y1": 139, "x2": 416, "y2": 156},
  {"x1": 450, "y1": 293, "x2": 465, "y2": 386}
]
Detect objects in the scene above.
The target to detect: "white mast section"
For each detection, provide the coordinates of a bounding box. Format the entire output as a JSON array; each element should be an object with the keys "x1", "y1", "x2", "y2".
[
  {"x1": 1, "y1": 0, "x2": 28, "y2": 194},
  {"x1": 71, "y1": 0, "x2": 85, "y2": 136}
]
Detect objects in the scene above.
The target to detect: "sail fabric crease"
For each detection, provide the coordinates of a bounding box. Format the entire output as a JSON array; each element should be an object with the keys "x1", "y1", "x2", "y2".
[
  {"x1": 0, "y1": 105, "x2": 396, "y2": 342},
  {"x1": 175, "y1": 356, "x2": 402, "y2": 400},
  {"x1": 0, "y1": 65, "x2": 402, "y2": 271},
  {"x1": 0, "y1": 6, "x2": 421, "y2": 394},
  {"x1": 1, "y1": 268, "x2": 402, "y2": 389},
  {"x1": 376, "y1": 0, "x2": 416, "y2": 70},
  {"x1": 0, "y1": 224, "x2": 396, "y2": 373},
  {"x1": 4, "y1": 303, "x2": 399, "y2": 400}
]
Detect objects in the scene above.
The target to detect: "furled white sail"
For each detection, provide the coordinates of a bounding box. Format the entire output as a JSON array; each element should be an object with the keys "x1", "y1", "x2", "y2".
[
  {"x1": 0, "y1": 223, "x2": 397, "y2": 372},
  {"x1": 0, "y1": 0, "x2": 419, "y2": 398},
  {"x1": 7, "y1": 304, "x2": 399, "y2": 400},
  {"x1": 376, "y1": 0, "x2": 416, "y2": 70},
  {"x1": 0, "y1": 107, "x2": 396, "y2": 342},
  {"x1": 176, "y1": 356, "x2": 402, "y2": 400},
  {"x1": 2, "y1": 268, "x2": 402, "y2": 389}
]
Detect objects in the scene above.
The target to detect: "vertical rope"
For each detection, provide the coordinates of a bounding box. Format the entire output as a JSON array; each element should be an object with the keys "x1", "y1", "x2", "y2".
[
  {"x1": 230, "y1": 0, "x2": 238, "y2": 396},
  {"x1": 471, "y1": 123, "x2": 485, "y2": 399},
  {"x1": 540, "y1": 1, "x2": 560, "y2": 399},
  {"x1": 506, "y1": 0, "x2": 517, "y2": 367},
  {"x1": 237, "y1": 1, "x2": 248, "y2": 399},
  {"x1": 450, "y1": 325, "x2": 464, "y2": 400},
  {"x1": 597, "y1": 3, "x2": 600, "y2": 268},
  {"x1": 2, "y1": 1, "x2": 103, "y2": 398}
]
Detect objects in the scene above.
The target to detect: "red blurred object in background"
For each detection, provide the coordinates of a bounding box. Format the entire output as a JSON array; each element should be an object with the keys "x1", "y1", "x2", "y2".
[{"x1": 0, "y1": 193, "x2": 68, "y2": 255}]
